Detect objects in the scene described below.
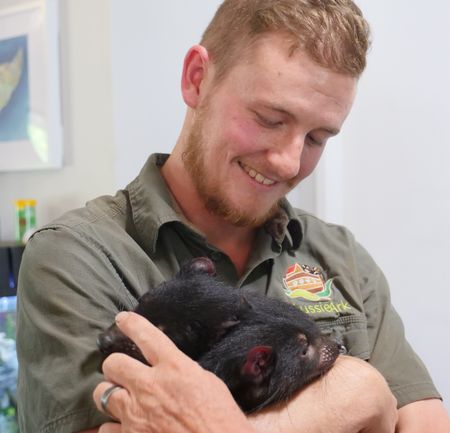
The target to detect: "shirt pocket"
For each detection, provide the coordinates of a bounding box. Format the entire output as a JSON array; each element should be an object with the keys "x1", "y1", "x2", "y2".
[{"x1": 317, "y1": 315, "x2": 371, "y2": 360}]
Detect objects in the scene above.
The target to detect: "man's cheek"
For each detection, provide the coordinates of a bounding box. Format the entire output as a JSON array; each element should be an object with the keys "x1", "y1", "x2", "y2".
[{"x1": 227, "y1": 118, "x2": 270, "y2": 155}]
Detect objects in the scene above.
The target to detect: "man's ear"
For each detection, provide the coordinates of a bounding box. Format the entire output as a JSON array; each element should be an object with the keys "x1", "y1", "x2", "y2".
[{"x1": 181, "y1": 44, "x2": 210, "y2": 108}]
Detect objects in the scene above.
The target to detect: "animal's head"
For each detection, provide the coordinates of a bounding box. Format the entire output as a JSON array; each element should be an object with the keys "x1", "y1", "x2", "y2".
[
  {"x1": 97, "y1": 257, "x2": 245, "y2": 365},
  {"x1": 198, "y1": 298, "x2": 341, "y2": 413}
]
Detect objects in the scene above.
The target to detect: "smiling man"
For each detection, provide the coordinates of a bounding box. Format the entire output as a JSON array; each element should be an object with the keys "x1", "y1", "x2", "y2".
[{"x1": 17, "y1": 1, "x2": 449, "y2": 433}]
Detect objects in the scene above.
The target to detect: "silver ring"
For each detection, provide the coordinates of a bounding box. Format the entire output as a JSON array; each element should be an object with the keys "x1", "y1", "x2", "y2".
[{"x1": 100, "y1": 384, "x2": 123, "y2": 418}]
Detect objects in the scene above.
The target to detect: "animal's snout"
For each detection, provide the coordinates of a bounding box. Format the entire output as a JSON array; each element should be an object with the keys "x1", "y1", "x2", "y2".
[
  {"x1": 97, "y1": 324, "x2": 147, "y2": 365},
  {"x1": 96, "y1": 324, "x2": 127, "y2": 356},
  {"x1": 97, "y1": 331, "x2": 115, "y2": 354}
]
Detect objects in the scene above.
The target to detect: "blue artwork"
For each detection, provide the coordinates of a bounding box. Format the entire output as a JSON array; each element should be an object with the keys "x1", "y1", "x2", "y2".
[{"x1": 0, "y1": 35, "x2": 30, "y2": 142}]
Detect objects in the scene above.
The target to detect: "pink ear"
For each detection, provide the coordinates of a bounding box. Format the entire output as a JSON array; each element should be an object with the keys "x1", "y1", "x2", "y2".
[
  {"x1": 181, "y1": 45, "x2": 210, "y2": 109},
  {"x1": 190, "y1": 257, "x2": 216, "y2": 275},
  {"x1": 242, "y1": 346, "x2": 274, "y2": 383}
]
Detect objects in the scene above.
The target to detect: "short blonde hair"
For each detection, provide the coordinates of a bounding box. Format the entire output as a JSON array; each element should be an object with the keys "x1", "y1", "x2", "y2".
[{"x1": 201, "y1": 0, "x2": 371, "y2": 80}]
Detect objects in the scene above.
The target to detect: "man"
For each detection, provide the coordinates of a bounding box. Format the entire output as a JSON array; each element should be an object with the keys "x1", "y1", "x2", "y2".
[{"x1": 17, "y1": 1, "x2": 448, "y2": 432}]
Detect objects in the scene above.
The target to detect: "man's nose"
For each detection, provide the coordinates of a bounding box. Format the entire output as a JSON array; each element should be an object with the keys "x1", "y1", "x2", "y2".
[{"x1": 266, "y1": 136, "x2": 304, "y2": 180}]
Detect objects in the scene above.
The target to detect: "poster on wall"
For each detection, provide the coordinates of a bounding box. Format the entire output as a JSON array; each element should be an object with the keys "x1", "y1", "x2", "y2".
[{"x1": 0, "y1": 0, "x2": 63, "y2": 171}]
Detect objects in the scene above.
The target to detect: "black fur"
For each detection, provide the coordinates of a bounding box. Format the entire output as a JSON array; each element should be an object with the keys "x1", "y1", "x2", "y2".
[{"x1": 97, "y1": 257, "x2": 340, "y2": 413}]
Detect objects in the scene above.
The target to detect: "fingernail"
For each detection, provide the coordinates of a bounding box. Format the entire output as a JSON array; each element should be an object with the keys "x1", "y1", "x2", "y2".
[{"x1": 115, "y1": 311, "x2": 129, "y2": 323}]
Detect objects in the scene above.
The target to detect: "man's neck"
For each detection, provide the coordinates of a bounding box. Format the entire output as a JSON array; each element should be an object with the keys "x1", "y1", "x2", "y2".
[{"x1": 160, "y1": 153, "x2": 256, "y2": 277}]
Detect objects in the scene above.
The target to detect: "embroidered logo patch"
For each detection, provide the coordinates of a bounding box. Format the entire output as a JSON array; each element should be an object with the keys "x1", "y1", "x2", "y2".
[{"x1": 282, "y1": 263, "x2": 333, "y2": 302}]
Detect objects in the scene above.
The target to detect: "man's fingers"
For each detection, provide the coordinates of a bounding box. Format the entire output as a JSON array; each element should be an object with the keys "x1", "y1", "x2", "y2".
[
  {"x1": 93, "y1": 380, "x2": 130, "y2": 420},
  {"x1": 101, "y1": 352, "x2": 152, "y2": 392},
  {"x1": 115, "y1": 311, "x2": 189, "y2": 365},
  {"x1": 98, "y1": 423, "x2": 122, "y2": 433}
]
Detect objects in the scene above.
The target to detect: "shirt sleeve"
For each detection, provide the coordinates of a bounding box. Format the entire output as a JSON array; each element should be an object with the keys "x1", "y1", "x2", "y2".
[
  {"x1": 353, "y1": 239, "x2": 441, "y2": 408},
  {"x1": 16, "y1": 226, "x2": 134, "y2": 433}
]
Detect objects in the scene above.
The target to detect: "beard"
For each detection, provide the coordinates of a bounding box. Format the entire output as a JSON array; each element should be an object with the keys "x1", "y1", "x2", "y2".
[{"x1": 182, "y1": 107, "x2": 281, "y2": 228}]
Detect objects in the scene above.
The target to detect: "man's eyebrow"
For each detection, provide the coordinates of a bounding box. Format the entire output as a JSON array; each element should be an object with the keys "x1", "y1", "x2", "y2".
[{"x1": 257, "y1": 102, "x2": 292, "y2": 117}]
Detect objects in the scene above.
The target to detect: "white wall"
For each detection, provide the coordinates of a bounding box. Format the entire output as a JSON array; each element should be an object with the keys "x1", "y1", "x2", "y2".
[
  {"x1": 0, "y1": 0, "x2": 115, "y2": 241},
  {"x1": 318, "y1": 1, "x2": 450, "y2": 406},
  {"x1": 110, "y1": 0, "x2": 220, "y2": 188}
]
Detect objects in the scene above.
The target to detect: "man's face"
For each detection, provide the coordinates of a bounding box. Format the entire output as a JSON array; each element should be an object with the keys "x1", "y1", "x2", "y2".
[{"x1": 184, "y1": 34, "x2": 357, "y2": 227}]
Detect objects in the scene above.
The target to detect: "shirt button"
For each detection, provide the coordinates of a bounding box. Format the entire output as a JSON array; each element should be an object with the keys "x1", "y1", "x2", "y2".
[
  {"x1": 209, "y1": 251, "x2": 222, "y2": 262},
  {"x1": 339, "y1": 344, "x2": 348, "y2": 355}
]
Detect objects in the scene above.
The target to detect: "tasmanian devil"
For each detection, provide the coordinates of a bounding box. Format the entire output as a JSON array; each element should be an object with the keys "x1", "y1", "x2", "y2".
[{"x1": 97, "y1": 257, "x2": 340, "y2": 413}]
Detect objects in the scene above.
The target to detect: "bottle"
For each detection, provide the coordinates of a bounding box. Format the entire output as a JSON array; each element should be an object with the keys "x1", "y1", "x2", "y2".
[{"x1": 14, "y1": 199, "x2": 37, "y2": 243}]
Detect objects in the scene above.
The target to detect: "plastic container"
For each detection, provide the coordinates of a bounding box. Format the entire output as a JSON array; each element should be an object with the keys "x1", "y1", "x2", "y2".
[{"x1": 14, "y1": 199, "x2": 37, "y2": 243}]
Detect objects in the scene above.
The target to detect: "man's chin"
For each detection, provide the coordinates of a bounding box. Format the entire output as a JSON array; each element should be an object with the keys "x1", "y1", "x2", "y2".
[{"x1": 205, "y1": 197, "x2": 280, "y2": 228}]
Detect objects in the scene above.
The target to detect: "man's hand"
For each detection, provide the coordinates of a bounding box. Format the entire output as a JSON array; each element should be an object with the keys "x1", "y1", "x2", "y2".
[
  {"x1": 93, "y1": 312, "x2": 257, "y2": 433},
  {"x1": 248, "y1": 355, "x2": 398, "y2": 433}
]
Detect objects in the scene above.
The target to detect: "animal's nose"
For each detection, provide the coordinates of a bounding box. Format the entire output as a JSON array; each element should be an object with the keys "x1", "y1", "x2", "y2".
[{"x1": 97, "y1": 332, "x2": 114, "y2": 352}]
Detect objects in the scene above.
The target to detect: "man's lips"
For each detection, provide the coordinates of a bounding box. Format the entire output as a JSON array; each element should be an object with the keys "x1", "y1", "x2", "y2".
[{"x1": 239, "y1": 162, "x2": 276, "y2": 186}]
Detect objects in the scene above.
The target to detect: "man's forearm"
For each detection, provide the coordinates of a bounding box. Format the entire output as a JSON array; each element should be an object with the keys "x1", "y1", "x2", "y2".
[
  {"x1": 248, "y1": 356, "x2": 398, "y2": 433},
  {"x1": 396, "y1": 399, "x2": 450, "y2": 433}
]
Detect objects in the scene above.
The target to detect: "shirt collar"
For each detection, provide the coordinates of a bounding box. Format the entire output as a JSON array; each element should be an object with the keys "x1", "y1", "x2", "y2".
[
  {"x1": 127, "y1": 153, "x2": 303, "y2": 254},
  {"x1": 127, "y1": 153, "x2": 182, "y2": 254},
  {"x1": 265, "y1": 198, "x2": 303, "y2": 250}
]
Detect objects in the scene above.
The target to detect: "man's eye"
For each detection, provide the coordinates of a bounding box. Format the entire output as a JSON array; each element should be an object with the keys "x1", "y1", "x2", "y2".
[
  {"x1": 306, "y1": 134, "x2": 323, "y2": 146},
  {"x1": 256, "y1": 114, "x2": 283, "y2": 129}
]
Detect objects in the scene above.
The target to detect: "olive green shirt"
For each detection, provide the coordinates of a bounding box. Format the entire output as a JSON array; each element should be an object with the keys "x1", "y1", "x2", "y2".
[{"x1": 17, "y1": 154, "x2": 440, "y2": 433}]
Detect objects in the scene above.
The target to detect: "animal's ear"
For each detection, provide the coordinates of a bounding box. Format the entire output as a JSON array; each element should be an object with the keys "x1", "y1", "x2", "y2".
[
  {"x1": 181, "y1": 257, "x2": 216, "y2": 276},
  {"x1": 241, "y1": 346, "x2": 275, "y2": 384},
  {"x1": 239, "y1": 295, "x2": 253, "y2": 311}
]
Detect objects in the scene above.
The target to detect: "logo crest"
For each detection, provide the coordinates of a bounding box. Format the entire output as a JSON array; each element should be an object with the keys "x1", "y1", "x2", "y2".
[{"x1": 282, "y1": 263, "x2": 333, "y2": 302}]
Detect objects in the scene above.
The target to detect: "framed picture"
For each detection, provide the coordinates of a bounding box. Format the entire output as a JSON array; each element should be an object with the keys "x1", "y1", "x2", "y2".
[{"x1": 0, "y1": 0, "x2": 62, "y2": 171}]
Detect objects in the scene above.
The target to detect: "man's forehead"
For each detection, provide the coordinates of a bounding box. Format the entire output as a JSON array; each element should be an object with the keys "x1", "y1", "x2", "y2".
[{"x1": 235, "y1": 66, "x2": 356, "y2": 127}]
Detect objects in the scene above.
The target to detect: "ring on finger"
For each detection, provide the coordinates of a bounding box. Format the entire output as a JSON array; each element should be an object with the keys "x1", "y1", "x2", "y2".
[{"x1": 100, "y1": 384, "x2": 124, "y2": 419}]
